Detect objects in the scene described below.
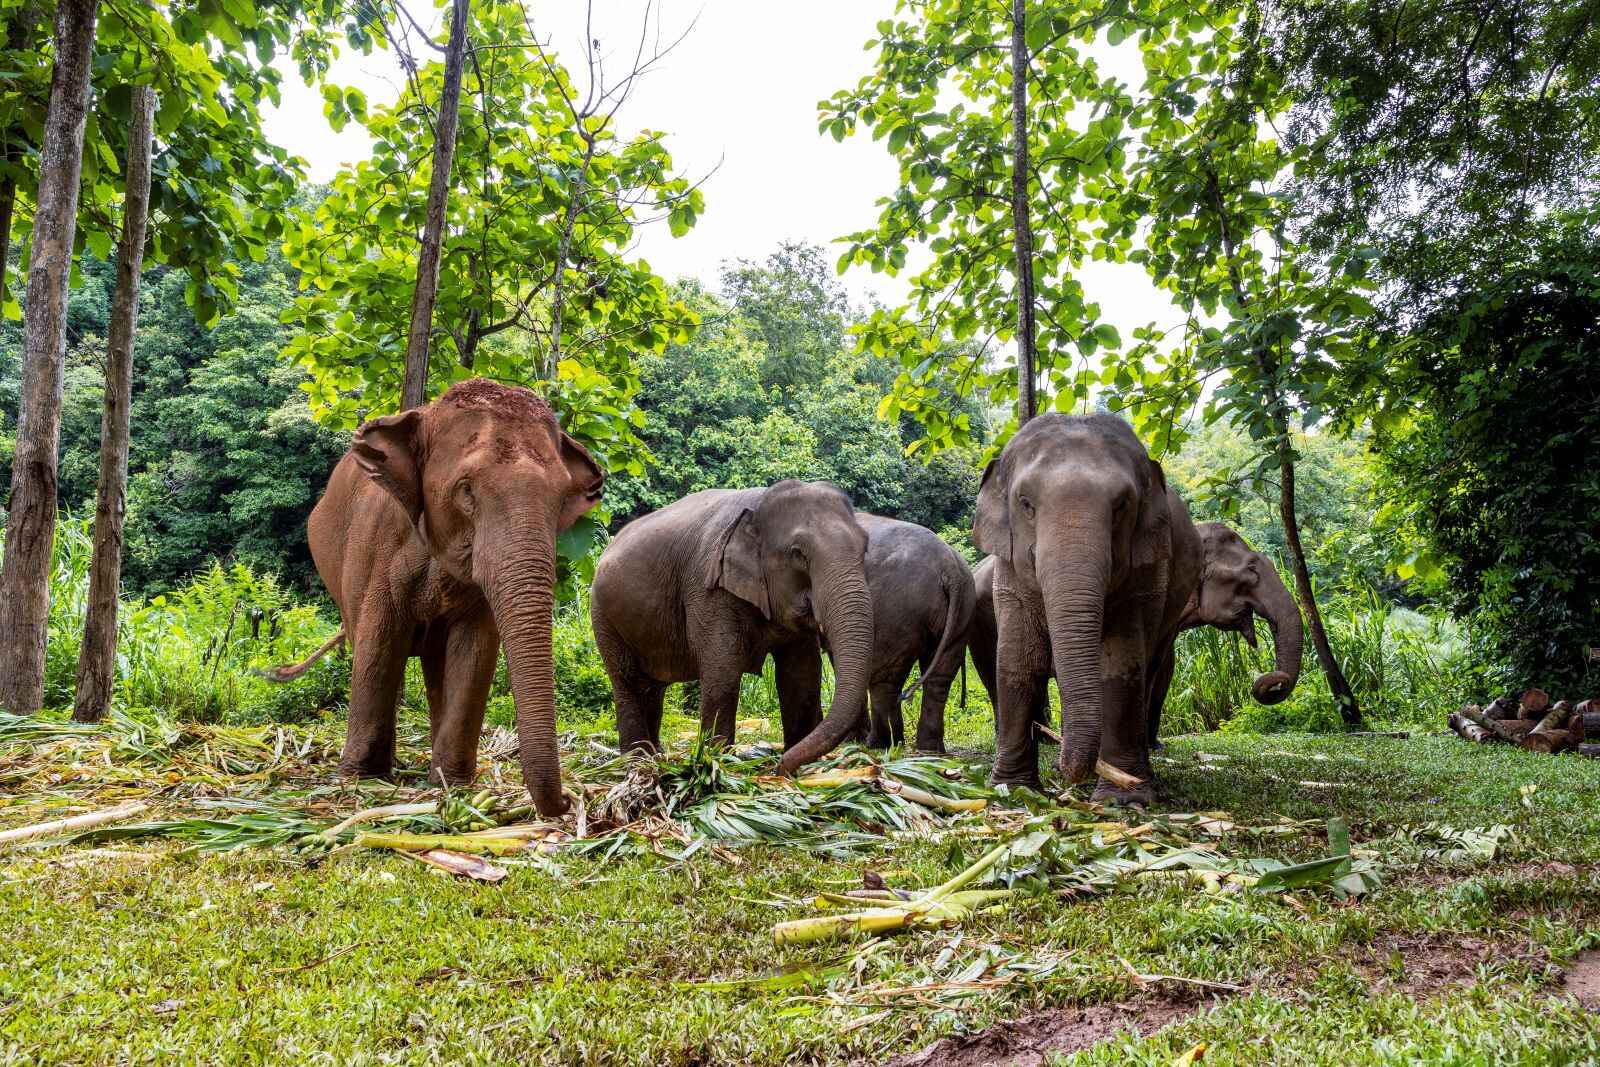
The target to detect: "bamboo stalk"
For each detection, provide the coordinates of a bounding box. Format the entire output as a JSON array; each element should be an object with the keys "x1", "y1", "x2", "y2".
[{"x1": 0, "y1": 801, "x2": 149, "y2": 848}]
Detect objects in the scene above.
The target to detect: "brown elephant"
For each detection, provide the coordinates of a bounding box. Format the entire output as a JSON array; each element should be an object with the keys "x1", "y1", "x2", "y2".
[
  {"x1": 590, "y1": 481, "x2": 874, "y2": 774},
  {"x1": 848, "y1": 513, "x2": 975, "y2": 753},
  {"x1": 974, "y1": 413, "x2": 1201, "y2": 803},
  {"x1": 295, "y1": 379, "x2": 603, "y2": 816},
  {"x1": 969, "y1": 521, "x2": 1304, "y2": 756}
]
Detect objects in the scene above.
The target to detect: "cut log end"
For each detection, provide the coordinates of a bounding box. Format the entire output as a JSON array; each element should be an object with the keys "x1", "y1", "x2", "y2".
[{"x1": 1519, "y1": 688, "x2": 1550, "y2": 715}]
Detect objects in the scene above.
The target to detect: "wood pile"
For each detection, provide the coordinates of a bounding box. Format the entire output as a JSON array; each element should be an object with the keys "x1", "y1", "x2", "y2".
[{"x1": 1447, "y1": 689, "x2": 1600, "y2": 757}]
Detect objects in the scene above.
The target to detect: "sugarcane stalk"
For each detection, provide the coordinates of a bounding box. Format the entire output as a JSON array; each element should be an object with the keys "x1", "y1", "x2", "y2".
[
  {"x1": 321, "y1": 801, "x2": 438, "y2": 841},
  {"x1": 354, "y1": 831, "x2": 528, "y2": 856},
  {"x1": 0, "y1": 801, "x2": 149, "y2": 848},
  {"x1": 881, "y1": 777, "x2": 987, "y2": 813}
]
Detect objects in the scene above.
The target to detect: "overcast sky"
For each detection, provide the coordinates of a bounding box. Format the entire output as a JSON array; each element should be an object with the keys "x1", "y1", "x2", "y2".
[{"x1": 260, "y1": 0, "x2": 1177, "y2": 339}]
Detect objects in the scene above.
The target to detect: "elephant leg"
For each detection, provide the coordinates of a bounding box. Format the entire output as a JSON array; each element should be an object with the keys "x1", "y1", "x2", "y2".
[
  {"x1": 340, "y1": 606, "x2": 410, "y2": 779},
  {"x1": 419, "y1": 623, "x2": 448, "y2": 743},
  {"x1": 866, "y1": 676, "x2": 906, "y2": 750},
  {"x1": 1091, "y1": 632, "x2": 1154, "y2": 808},
  {"x1": 699, "y1": 657, "x2": 744, "y2": 747},
  {"x1": 428, "y1": 614, "x2": 499, "y2": 787},
  {"x1": 773, "y1": 639, "x2": 823, "y2": 751},
  {"x1": 596, "y1": 615, "x2": 662, "y2": 753},
  {"x1": 991, "y1": 665, "x2": 1047, "y2": 789},
  {"x1": 1146, "y1": 643, "x2": 1176, "y2": 751},
  {"x1": 912, "y1": 655, "x2": 952, "y2": 754}
]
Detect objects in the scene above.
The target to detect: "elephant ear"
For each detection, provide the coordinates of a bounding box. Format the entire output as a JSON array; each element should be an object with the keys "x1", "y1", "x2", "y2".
[
  {"x1": 709, "y1": 507, "x2": 770, "y2": 618},
  {"x1": 558, "y1": 430, "x2": 605, "y2": 532},
  {"x1": 1131, "y1": 458, "x2": 1173, "y2": 577},
  {"x1": 352, "y1": 410, "x2": 425, "y2": 526},
  {"x1": 973, "y1": 457, "x2": 1011, "y2": 563}
]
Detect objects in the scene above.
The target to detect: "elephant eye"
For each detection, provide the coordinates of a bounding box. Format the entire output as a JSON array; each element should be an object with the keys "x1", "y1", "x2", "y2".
[
  {"x1": 1018, "y1": 495, "x2": 1035, "y2": 516},
  {"x1": 790, "y1": 544, "x2": 807, "y2": 565},
  {"x1": 455, "y1": 479, "x2": 476, "y2": 515}
]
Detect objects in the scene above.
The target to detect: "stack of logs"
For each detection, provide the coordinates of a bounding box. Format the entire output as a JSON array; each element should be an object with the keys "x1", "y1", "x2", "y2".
[{"x1": 1448, "y1": 689, "x2": 1600, "y2": 757}]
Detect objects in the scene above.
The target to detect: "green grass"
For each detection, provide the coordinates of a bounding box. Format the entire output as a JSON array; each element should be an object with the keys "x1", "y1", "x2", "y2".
[{"x1": 3, "y1": 723, "x2": 1598, "y2": 1065}]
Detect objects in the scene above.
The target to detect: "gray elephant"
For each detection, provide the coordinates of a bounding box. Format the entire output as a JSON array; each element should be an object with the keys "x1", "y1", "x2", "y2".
[
  {"x1": 973, "y1": 413, "x2": 1201, "y2": 803},
  {"x1": 846, "y1": 513, "x2": 975, "y2": 753},
  {"x1": 970, "y1": 521, "x2": 1304, "y2": 758},
  {"x1": 590, "y1": 480, "x2": 874, "y2": 774},
  {"x1": 1145, "y1": 522, "x2": 1304, "y2": 745}
]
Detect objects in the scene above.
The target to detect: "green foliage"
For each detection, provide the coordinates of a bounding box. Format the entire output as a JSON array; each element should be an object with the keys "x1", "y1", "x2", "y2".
[
  {"x1": 607, "y1": 254, "x2": 987, "y2": 535},
  {"x1": 1, "y1": 247, "x2": 348, "y2": 593},
  {"x1": 280, "y1": 0, "x2": 701, "y2": 491},
  {"x1": 0, "y1": 0, "x2": 363, "y2": 322},
  {"x1": 31, "y1": 520, "x2": 344, "y2": 723},
  {"x1": 1358, "y1": 218, "x2": 1600, "y2": 691}
]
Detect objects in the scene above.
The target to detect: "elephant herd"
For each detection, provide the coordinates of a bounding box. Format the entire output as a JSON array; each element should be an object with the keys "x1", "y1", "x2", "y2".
[{"x1": 281, "y1": 379, "x2": 1303, "y2": 816}]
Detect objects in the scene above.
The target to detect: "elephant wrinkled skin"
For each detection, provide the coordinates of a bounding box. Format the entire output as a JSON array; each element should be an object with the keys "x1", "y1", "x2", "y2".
[
  {"x1": 849, "y1": 513, "x2": 976, "y2": 753},
  {"x1": 590, "y1": 481, "x2": 875, "y2": 774},
  {"x1": 305, "y1": 379, "x2": 603, "y2": 816}
]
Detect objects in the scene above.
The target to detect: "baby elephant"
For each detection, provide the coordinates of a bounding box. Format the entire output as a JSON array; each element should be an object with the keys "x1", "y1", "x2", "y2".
[{"x1": 849, "y1": 513, "x2": 975, "y2": 753}]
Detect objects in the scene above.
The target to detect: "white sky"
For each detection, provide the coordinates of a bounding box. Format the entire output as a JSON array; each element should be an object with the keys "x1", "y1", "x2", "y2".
[{"x1": 260, "y1": 0, "x2": 1179, "y2": 341}]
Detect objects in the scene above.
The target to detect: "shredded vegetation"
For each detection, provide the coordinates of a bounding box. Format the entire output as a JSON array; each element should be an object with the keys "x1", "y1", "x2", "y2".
[{"x1": 4, "y1": 710, "x2": 1598, "y2": 1063}]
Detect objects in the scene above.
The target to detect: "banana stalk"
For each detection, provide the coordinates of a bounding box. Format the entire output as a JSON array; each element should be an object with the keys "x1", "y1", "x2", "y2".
[{"x1": 354, "y1": 831, "x2": 529, "y2": 857}]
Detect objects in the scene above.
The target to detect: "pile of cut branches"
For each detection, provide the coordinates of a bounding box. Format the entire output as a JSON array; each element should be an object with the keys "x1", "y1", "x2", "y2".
[{"x1": 1448, "y1": 689, "x2": 1600, "y2": 757}]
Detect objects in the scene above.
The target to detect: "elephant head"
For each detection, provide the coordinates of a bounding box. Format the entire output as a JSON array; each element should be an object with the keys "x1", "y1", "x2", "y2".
[
  {"x1": 1184, "y1": 523, "x2": 1303, "y2": 705},
  {"x1": 974, "y1": 414, "x2": 1172, "y2": 784},
  {"x1": 709, "y1": 480, "x2": 874, "y2": 774},
  {"x1": 351, "y1": 379, "x2": 603, "y2": 816}
]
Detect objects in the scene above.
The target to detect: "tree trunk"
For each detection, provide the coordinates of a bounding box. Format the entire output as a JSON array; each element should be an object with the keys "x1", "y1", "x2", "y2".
[
  {"x1": 1009, "y1": 0, "x2": 1037, "y2": 427},
  {"x1": 400, "y1": 0, "x2": 470, "y2": 411},
  {"x1": 1274, "y1": 412, "x2": 1362, "y2": 727},
  {"x1": 0, "y1": 0, "x2": 98, "y2": 716},
  {"x1": 73, "y1": 85, "x2": 154, "y2": 724}
]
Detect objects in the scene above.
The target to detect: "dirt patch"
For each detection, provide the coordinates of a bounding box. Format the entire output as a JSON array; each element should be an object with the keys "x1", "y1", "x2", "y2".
[
  {"x1": 1271, "y1": 930, "x2": 1551, "y2": 1001},
  {"x1": 1560, "y1": 950, "x2": 1600, "y2": 1009},
  {"x1": 882, "y1": 994, "x2": 1217, "y2": 1067}
]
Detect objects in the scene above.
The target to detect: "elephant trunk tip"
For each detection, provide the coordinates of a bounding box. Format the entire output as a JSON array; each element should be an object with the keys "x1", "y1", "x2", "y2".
[
  {"x1": 1058, "y1": 749, "x2": 1097, "y2": 785},
  {"x1": 1252, "y1": 670, "x2": 1294, "y2": 705}
]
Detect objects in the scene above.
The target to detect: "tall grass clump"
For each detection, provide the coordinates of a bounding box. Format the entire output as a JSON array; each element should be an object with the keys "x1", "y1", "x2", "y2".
[{"x1": 35, "y1": 520, "x2": 346, "y2": 724}]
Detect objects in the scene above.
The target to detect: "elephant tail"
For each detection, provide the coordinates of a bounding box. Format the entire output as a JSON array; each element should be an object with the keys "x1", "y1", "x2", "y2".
[
  {"x1": 901, "y1": 575, "x2": 968, "y2": 705},
  {"x1": 255, "y1": 629, "x2": 346, "y2": 682}
]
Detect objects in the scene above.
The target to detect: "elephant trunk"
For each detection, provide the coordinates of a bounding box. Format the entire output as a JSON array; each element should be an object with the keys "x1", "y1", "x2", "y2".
[
  {"x1": 482, "y1": 529, "x2": 569, "y2": 817},
  {"x1": 777, "y1": 561, "x2": 875, "y2": 774},
  {"x1": 1250, "y1": 557, "x2": 1303, "y2": 705},
  {"x1": 1039, "y1": 531, "x2": 1109, "y2": 784}
]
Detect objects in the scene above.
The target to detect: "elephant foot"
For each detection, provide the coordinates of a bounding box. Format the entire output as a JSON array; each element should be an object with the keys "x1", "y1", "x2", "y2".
[
  {"x1": 1091, "y1": 778, "x2": 1155, "y2": 809},
  {"x1": 912, "y1": 741, "x2": 946, "y2": 756},
  {"x1": 338, "y1": 757, "x2": 394, "y2": 781},
  {"x1": 989, "y1": 773, "x2": 1045, "y2": 795},
  {"x1": 428, "y1": 762, "x2": 480, "y2": 788}
]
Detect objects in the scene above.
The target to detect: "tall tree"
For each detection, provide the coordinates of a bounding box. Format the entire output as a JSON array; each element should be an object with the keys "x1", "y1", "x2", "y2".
[
  {"x1": 1009, "y1": 0, "x2": 1036, "y2": 425},
  {"x1": 400, "y1": 0, "x2": 470, "y2": 410},
  {"x1": 0, "y1": 0, "x2": 98, "y2": 715},
  {"x1": 73, "y1": 85, "x2": 154, "y2": 723}
]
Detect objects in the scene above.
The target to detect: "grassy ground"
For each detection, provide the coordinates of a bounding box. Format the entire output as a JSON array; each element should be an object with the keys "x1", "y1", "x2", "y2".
[{"x1": 3, "y1": 717, "x2": 1598, "y2": 1065}]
